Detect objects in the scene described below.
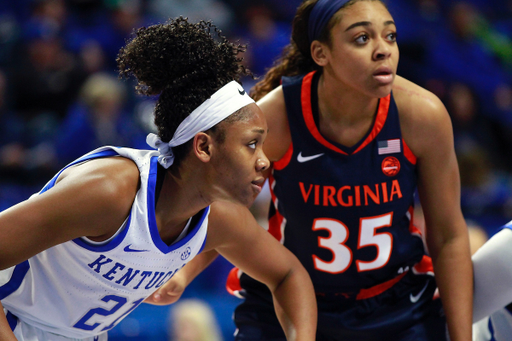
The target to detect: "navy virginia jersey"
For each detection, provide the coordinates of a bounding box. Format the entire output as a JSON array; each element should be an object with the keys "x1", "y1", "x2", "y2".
[{"x1": 228, "y1": 71, "x2": 434, "y2": 305}]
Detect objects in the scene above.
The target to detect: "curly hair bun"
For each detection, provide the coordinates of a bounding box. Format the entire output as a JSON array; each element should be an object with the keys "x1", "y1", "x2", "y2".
[
  {"x1": 118, "y1": 17, "x2": 246, "y2": 96},
  {"x1": 117, "y1": 16, "x2": 251, "y2": 144}
]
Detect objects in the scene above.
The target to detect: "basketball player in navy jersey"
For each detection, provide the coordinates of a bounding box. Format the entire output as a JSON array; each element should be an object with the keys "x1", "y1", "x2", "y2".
[
  {"x1": 148, "y1": 1, "x2": 473, "y2": 340},
  {"x1": 0, "y1": 18, "x2": 317, "y2": 341}
]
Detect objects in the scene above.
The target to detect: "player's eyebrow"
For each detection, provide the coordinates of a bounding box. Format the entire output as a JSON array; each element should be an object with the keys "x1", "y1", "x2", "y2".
[
  {"x1": 344, "y1": 20, "x2": 395, "y2": 32},
  {"x1": 252, "y1": 128, "x2": 267, "y2": 134}
]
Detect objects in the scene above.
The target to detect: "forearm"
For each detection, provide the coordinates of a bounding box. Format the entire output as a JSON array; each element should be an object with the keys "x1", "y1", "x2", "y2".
[
  {"x1": 431, "y1": 235, "x2": 473, "y2": 341},
  {"x1": 177, "y1": 249, "x2": 219, "y2": 286},
  {"x1": 270, "y1": 267, "x2": 317, "y2": 341},
  {"x1": 145, "y1": 249, "x2": 220, "y2": 305},
  {"x1": 0, "y1": 302, "x2": 17, "y2": 341}
]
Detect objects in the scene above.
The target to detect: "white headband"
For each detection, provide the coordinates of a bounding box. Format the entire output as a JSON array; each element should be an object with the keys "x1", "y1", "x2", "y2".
[{"x1": 147, "y1": 80, "x2": 255, "y2": 168}]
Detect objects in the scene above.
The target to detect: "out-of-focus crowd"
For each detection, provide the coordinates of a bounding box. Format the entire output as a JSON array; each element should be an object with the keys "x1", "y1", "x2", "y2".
[{"x1": 1, "y1": 0, "x2": 512, "y2": 339}]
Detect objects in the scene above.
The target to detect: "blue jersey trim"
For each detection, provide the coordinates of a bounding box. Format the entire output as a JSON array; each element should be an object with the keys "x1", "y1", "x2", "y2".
[
  {"x1": 38, "y1": 147, "x2": 132, "y2": 252},
  {"x1": 148, "y1": 156, "x2": 209, "y2": 253},
  {"x1": 488, "y1": 316, "x2": 496, "y2": 341},
  {"x1": 147, "y1": 156, "x2": 163, "y2": 251},
  {"x1": 39, "y1": 149, "x2": 119, "y2": 194},
  {"x1": 198, "y1": 230, "x2": 207, "y2": 254},
  {"x1": 72, "y1": 214, "x2": 132, "y2": 252},
  {"x1": 172, "y1": 206, "x2": 209, "y2": 252},
  {"x1": 503, "y1": 220, "x2": 512, "y2": 230},
  {"x1": 0, "y1": 261, "x2": 30, "y2": 300},
  {"x1": 6, "y1": 311, "x2": 18, "y2": 331}
]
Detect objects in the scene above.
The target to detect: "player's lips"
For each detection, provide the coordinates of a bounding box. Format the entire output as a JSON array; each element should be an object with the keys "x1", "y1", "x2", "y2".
[
  {"x1": 251, "y1": 178, "x2": 265, "y2": 194},
  {"x1": 373, "y1": 66, "x2": 394, "y2": 84}
]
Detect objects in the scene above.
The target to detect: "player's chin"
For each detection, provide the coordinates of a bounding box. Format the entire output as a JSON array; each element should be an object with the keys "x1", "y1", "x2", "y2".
[
  {"x1": 222, "y1": 189, "x2": 256, "y2": 208},
  {"x1": 238, "y1": 189, "x2": 259, "y2": 208},
  {"x1": 371, "y1": 86, "x2": 393, "y2": 100}
]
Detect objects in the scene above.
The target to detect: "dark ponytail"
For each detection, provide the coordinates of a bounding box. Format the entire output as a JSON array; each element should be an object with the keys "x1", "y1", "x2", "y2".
[{"x1": 251, "y1": 0, "x2": 381, "y2": 101}]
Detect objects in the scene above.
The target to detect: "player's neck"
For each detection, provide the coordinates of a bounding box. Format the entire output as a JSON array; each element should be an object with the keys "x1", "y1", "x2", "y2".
[
  {"x1": 154, "y1": 166, "x2": 211, "y2": 240},
  {"x1": 318, "y1": 72, "x2": 379, "y2": 125}
]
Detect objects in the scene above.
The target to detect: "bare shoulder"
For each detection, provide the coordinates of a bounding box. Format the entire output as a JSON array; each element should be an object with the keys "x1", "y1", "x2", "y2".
[
  {"x1": 53, "y1": 156, "x2": 141, "y2": 238},
  {"x1": 392, "y1": 76, "x2": 453, "y2": 157},
  {"x1": 203, "y1": 200, "x2": 258, "y2": 251},
  {"x1": 392, "y1": 75, "x2": 446, "y2": 121},
  {"x1": 58, "y1": 156, "x2": 140, "y2": 201},
  {"x1": 0, "y1": 155, "x2": 142, "y2": 264},
  {"x1": 206, "y1": 200, "x2": 250, "y2": 232},
  {"x1": 257, "y1": 86, "x2": 291, "y2": 162}
]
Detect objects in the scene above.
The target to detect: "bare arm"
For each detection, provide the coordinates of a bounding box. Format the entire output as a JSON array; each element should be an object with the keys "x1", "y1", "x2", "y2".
[
  {"x1": 395, "y1": 76, "x2": 473, "y2": 341},
  {"x1": 0, "y1": 157, "x2": 139, "y2": 270},
  {"x1": 0, "y1": 302, "x2": 17, "y2": 341},
  {"x1": 144, "y1": 249, "x2": 219, "y2": 305},
  {"x1": 206, "y1": 201, "x2": 317, "y2": 341},
  {"x1": 257, "y1": 86, "x2": 291, "y2": 162}
]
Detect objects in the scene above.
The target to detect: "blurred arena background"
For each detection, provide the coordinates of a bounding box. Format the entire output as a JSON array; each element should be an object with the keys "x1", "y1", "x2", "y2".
[{"x1": 1, "y1": 0, "x2": 512, "y2": 339}]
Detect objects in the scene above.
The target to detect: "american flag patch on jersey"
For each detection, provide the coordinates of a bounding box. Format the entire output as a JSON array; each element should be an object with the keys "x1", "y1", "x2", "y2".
[{"x1": 378, "y1": 139, "x2": 401, "y2": 155}]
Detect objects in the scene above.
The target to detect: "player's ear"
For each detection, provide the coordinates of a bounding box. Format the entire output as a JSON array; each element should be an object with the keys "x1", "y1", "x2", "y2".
[
  {"x1": 311, "y1": 40, "x2": 329, "y2": 67},
  {"x1": 193, "y1": 132, "x2": 213, "y2": 163}
]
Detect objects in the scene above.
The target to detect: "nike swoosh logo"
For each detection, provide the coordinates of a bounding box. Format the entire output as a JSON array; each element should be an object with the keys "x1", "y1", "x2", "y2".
[
  {"x1": 410, "y1": 282, "x2": 429, "y2": 303},
  {"x1": 124, "y1": 244, "x2": 149, "y2": 253},
  {"x1": 238, "y1": 88, "x2": 246, "y2": 95},
  {"x1": 297, "y1": 152, "x2": 324, "y2": 163}
]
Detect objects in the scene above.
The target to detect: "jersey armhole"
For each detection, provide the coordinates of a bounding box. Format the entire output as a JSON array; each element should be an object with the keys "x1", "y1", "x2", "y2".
[
  {"x1": 402, "y1": 139, "x2": 417, "y2": 165},
  {"x1": 273, "y1": 143, "x2": 293, "y2": 170}
]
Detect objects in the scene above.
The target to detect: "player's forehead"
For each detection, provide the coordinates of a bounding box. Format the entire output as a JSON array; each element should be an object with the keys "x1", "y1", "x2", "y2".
[
  {"x1": 334, "y1": 1, "x2": 394, "y2": 30},
  {"x1": 223, "y1": 104, "x2": 267, "y2": 137}
]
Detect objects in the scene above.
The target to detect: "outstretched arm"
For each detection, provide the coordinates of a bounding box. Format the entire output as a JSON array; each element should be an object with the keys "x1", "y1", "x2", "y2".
[
  {"x1": 206, "y1": 201, "x2": 317, "y2": 341},
  {"x1": 0, "y1": 156, "x2": 139, "y2": 269}
]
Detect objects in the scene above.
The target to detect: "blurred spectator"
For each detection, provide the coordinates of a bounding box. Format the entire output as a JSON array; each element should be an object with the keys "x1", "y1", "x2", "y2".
[
  {"x1": 0, "y1": 67, "x2": 57, "y2": 186},
  {"x1": 0, "y1": 69, "x2": 25, "y2": 180},
  {"x1": 492, "y1": 0, "x2": 512, "y2": 37},
  {"x1": 64, "y1": 0, "x2": 116, "y2": 72},
  {"x1": 10, "y1": 12, "x2": 86, "y2": 123},
  {"x1": 457, "y1": 145, "x2": 512, "y2": 219},
  {"x1": 386, "y1": 0, "x2": 446, "y2": 84},
  {"x1": 78, "y1": 39, "x2": 108, "y2": 75},
  {"x1": 472, "y1": 15, "x2": 512, "y2": 71},
  {"x1": 424, "y1": 2, "x2": 512, "y2": 124},
  {"x1": 444, "y1": 82, "x2": 506, "y2": 169},
  {"x1": 168, "y1": 299, "x2": 223, "y2": 341},
  {"x1": 148, "y1": 0, "x2": 234, "y2": 33},
  {"x1": 53, "y1": 72, "x2": 147, "y2": 166},
  {"x1": 65, "y1": 0, "x2": 153, "y2": 73},
  {"x1": 236, "y1": 5, "x2": 291, "y2": 78}
]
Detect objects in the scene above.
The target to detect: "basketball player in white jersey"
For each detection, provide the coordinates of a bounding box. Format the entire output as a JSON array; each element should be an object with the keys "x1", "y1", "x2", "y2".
[
  {"x1": 472, "y1": 223, "x2": 512, "y2": 341},
  {"x1": 0, "y1": 18, "x2": 317, "y2": 341}
]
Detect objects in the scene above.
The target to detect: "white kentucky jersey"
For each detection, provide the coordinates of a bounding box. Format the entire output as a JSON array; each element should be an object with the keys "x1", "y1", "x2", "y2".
[
  {"x1": 473, "y1": 308, "x2": 512, "y2": 341},
  {"x1": 0, "y1": 146, "x2": 209, "y2": 339}
]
